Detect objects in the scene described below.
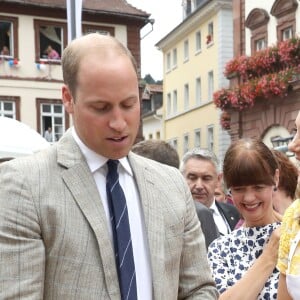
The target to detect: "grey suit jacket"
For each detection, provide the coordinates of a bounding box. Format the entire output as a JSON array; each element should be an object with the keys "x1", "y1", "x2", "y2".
[
  {"x1": 194, "y1": 202, "x2": 220, "y2": 249},
  {"x1": 216, "y1": 201, "x2": 240, "y2": 231},
  {"x1": 0, "y1": 131, "x2": 218, "y2": 299}
]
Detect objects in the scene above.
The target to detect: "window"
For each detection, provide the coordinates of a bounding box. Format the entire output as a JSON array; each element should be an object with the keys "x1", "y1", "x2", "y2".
[
  {"x1": 167, "y1": 93, "x2": 171, "y2": 116},
  {"x1": 184, "y1": 83, "x2": 189, "y2": 110},
  {"x1": 34, "y1": 20, "x2": 67, "y2": 62},
  {"x1": 271, "y1": 0, "x2": 297, "y2": 42},
  {"x1": 195, "y1": 31, "x2": 201, "y2": 53},
  {"x1": 246, "y1": 8, "x2": 269, "y2": 54},
  {"x1": 82, "y1": 24, "x2": 114, "y2": 36},
  {"x1": 208, "y1": 71, "x2": 214, "y2": 101},
  {"x1": 282, "y1": 26, "x2": 293, "y2": 41},
  {"x1": 166, "y1": 52, "x2": 171, "y2": 71},
  {"x1": 207, "y1": 22, "x2": 214, "y2": 44},
  {"x1": 173, "y1": 90, "x2": 177, "y2": 114},
  {"x1": 194, "y1": 129, "x2": 201, "y2": 147},
  {"x1": 0, "y1": 96, "x2": 20, "y2": 119},
  {"x1": 169, "y1": 139, "x2": 178, "y2": 152},
  {"x1": 142, "y1": 99, "x2": 151, "y2": 115},
  {"x1": 172, "y1": 48, "x2": 177, "y2": 68},
  {"x1": 183, "y1": 133, "x2": 189, "y2": 154},
  {"x1": 196, "y1": 0, "x2": 203, "y2": 6},
  {"x1": 184, "y1": 40, "x2": 189, "y2": 62},
  {"x1": 255, "y1": 38, "x2": 266, "y2": 51},
  {"x1": 195, "y1": 77, "x2": 201, "y2": 105},
  {"x1": 0, "y1": 16, "x2": 18, "y2": 59},
  {"x1": 185, "y1": 0, "x2": 192, "y2": 16},
  {"x1": 207, "y1": 126, "x2": 214, "y2": 151},
  {"x1": 37, "y1": 99, "x2": 68, "y2": 142}
]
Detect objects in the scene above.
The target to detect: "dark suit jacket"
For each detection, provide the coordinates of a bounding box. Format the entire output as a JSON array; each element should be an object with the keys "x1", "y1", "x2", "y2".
[
  {"x1": 215, "y1": 201, "x2": 240, "y2": 231},
  {"x1": 194, "y1": 201, "x2": 220, "y2": 249}
]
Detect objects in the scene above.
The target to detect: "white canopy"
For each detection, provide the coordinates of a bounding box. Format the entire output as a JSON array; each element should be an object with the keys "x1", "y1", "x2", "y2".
[{"x1": 0, "y1": 117, "x2": 50, "y2": 159}]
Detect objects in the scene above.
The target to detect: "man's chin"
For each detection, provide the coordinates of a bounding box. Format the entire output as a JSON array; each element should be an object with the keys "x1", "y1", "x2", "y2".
[{"x1": 193, "y1": 196, "x2": 206, "y2": 203}]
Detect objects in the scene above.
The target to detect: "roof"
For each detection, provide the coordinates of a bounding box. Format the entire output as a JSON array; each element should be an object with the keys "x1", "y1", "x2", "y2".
[
  {"x1": 145, "y1": 84, "x2": 163, "y2": 93},
  {"x1": 1, "y1": 0, "x2": 150, "y2": 18},
  {"x1": 142, "y1": 84, "x2": 163, "y2": 99}
]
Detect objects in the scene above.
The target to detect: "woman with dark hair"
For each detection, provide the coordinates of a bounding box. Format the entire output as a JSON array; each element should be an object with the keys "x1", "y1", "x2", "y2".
[
  {"x1": 208, "y1": 138, "x2": 281, "y2": 300},
  {"x1": 277, "y1": 111, "x2": 300, "y2": 300},
  {"x1": 271, "y1": 149, "x2": 298, "y2": 214}
]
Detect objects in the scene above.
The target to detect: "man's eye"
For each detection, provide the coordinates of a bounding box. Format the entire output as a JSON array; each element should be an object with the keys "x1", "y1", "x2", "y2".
[
  {"x1": 122, "y1": 99, "x2": 137, "y2": 109},
  {"x1": 122, "y1": 103, "x2": 134, "y2": 109},
  {"x1": 94, "y1": 105, "x2": 109, "y2": 112}
]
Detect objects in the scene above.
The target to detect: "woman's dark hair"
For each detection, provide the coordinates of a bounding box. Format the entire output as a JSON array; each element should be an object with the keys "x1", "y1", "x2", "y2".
[
  {"x1": 271, "y1": 149, "x2": 298, "y2": 199},
  {"x1": 223, "y1": 138, "x2": 278, "y2": 188}
]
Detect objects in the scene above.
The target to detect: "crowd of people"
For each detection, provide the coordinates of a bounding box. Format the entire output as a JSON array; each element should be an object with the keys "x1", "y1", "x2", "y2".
[{"x1": 0, "y1": 33, "x2": 299, "y2": 299}]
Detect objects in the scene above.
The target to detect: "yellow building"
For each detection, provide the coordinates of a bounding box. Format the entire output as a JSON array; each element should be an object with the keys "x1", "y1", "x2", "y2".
[{"x1": 156, "y1": 0, "x2": 233, "y2": 161}]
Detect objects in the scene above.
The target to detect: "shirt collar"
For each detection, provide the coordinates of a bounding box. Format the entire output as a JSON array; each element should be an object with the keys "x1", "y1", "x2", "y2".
[
  {"x1": 209, "y1": 200, "x2": 220, "y2": 215},
  {"x1": 71, "y1": 127, "x2": 133, "y2": 176}
]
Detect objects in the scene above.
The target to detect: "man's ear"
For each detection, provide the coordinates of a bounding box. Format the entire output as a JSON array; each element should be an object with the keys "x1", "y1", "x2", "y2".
[
  {"x1": 62, "y1": 85, "x2": 74, "y2": 114},
  {"x1": 217, "y1": 172, "x2": 223, "y2": 184}
]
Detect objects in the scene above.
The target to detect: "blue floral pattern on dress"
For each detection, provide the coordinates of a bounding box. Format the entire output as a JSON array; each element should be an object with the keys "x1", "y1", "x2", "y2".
[{"x1": 207, "y1": 223, "x2": 280, "y2": 300}]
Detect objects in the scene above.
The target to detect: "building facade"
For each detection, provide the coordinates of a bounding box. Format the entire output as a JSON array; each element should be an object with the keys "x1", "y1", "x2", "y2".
[
  {"x1": 156, "y1": 0, "x2": 233, "y2": 160},
  {"x1": 141, "y1": 83, "x2": 163, "y2": 140},
  {"x1": 220, "y1": 0, "x2": 300, "y2": 152},
  {"x1": 0, "y1": 0, "x2": 150, "y2": 141}
]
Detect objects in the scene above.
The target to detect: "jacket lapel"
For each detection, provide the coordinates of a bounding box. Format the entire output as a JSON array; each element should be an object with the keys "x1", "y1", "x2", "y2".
[
  {"x1": 57, "y1": 131, "x2": 120, "y2": 299},
  {"x1": 128, "y1": 153, "x2": 165, "y2": 299}
]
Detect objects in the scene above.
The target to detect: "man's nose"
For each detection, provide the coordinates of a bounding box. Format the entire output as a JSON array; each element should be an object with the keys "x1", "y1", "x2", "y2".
[
  {"x1": 194, "y1": 177, "x2": 203, "y2": 187},
  {"x1": 109, "y1": 109, "x2": 126, "y2": 131}
]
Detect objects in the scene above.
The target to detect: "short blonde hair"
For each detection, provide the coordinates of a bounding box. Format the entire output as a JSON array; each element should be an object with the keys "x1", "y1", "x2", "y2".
[{"x1": 62, "y1": 33, "x2": 137, "y2": 99}]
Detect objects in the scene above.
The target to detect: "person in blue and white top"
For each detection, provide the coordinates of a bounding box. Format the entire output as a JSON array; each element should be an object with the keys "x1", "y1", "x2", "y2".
[{"x1": 208, "y1": 138, "x2": 282, "y2": 300}]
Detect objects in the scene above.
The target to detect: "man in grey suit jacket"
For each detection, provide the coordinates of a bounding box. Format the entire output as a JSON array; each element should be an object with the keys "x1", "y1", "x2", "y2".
[
  {"x1": 194, "y1": 201, "x2": 220, "y2": 248},
  {"x1": 0, "y1": 34, "x2": 218, "y2": 299},
  {"x1": 181, "y1": 148, "x2": 240, "y2": 237}
]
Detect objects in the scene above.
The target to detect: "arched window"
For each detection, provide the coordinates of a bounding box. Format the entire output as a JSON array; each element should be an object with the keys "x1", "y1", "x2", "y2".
[
  {"x1": 245, "y1": 8, "x2": 269, "y2": 54},
  {"x1": 271, "y1": 0, "x2": 298, "y2": 41}
]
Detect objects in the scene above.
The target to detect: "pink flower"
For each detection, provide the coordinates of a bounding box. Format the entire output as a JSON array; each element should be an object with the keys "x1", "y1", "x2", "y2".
[{"x1": 215, "y1": 36, "x2": 300, "y2": 112}]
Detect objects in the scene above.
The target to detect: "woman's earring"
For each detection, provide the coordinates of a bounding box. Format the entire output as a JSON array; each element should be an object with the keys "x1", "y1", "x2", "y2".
[{"x1": 273, "y1": 186, "x2": 278, "y2": 191}]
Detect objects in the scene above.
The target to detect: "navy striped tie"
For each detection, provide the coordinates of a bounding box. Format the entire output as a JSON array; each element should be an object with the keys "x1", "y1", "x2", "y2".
[{"x1": 106, "y1": 159, "x2": 137, "y2": 300}]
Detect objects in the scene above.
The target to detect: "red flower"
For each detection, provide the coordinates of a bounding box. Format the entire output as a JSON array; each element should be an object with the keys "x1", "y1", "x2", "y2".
[{"x1": 215, "y1": 36, "x2": 300, "y2": 112}]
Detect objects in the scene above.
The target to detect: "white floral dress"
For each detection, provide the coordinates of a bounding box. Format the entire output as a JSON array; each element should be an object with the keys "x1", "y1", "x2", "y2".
[{"x1": 208, "y1": 223, "x2": 280, "y2": 300}]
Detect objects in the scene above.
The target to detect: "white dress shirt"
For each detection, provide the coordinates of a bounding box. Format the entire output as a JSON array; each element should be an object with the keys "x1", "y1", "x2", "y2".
[
  {"x1": 72, "y1": 128, "x2": 152, "y2": 300},
  {"x1": 210, "y1": 200, "x2": 231, "y2": 236}
]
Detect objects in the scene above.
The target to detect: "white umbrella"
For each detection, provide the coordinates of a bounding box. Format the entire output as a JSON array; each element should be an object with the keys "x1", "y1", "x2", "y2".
[{"x1": 0, "y1": 117, "x2": 50, "y2": 159}]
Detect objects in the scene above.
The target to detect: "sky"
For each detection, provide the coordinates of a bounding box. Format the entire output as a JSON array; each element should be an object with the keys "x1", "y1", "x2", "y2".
[{"x1": 126, "y1": 0, "x2": 182, "y2": 81}]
